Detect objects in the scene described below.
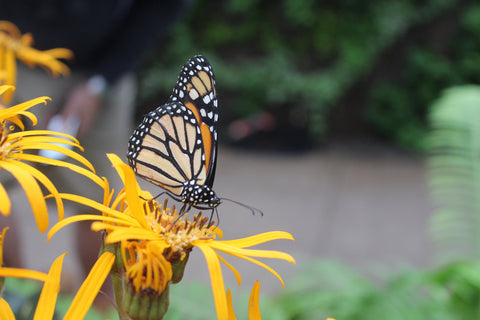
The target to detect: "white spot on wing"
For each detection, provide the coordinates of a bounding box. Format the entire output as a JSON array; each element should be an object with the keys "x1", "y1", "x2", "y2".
[{"x1": 189, "y1": 89, "x2": 199, "y2": 100}]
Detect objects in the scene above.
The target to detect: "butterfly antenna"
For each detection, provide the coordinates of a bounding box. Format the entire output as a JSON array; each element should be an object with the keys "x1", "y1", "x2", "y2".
[{"x1": 220, "y1": 198, "x2": 264, "y2": 216}]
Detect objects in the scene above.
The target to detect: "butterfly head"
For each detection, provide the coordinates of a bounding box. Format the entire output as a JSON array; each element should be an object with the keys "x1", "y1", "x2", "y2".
[{"x1": 181, "y1": 182, "x2": 221, "y2": 209}]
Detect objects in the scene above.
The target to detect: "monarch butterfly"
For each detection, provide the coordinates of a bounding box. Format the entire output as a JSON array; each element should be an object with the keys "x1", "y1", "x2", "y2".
[{"x1": 127, "y1": 55, "x2": 220, "y2": 213}]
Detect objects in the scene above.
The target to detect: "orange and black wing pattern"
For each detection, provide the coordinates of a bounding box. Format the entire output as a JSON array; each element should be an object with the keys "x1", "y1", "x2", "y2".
[
  {"x1": 168, "y1": 55, "x2": 218, "y2": 186},
  {"x1": 127, "y1": 55, "x2": 219, "y2": 208}
]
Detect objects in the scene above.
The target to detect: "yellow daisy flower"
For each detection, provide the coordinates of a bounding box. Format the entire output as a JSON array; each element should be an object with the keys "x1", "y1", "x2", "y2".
[
  {"x1": 0, "y1": 20, "x2": 73, "y2": 104},
  {"x1": 48, "y1": 153, "x2": 296, "y2": 320},
  {"x1": 0, "y1": 85, "x2": 103, "y2": 232},
  {"x1": 0, "y1": 227, "x2": 114, "y2": 319}
]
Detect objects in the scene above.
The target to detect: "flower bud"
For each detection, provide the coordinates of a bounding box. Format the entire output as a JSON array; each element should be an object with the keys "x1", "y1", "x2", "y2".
[{"x1": 124, "y1": 281, "x2": 170, "y2": 320}]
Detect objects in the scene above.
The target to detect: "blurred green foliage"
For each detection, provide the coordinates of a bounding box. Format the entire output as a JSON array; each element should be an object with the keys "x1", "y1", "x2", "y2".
[
  {"x1": 427, "y1": 86, "x2": 480, "y2": 263},
  {"x1": 365, "y1": 4, "x2": 480, "y2": 151},
  {"x1": 270, "y1": 259, "x2": 480, "y2": 320},
  {"x1": 165, "y1": 259, "x2": 480, "y2": 319},
  {"x1": 139, "y1": 0, "x2": 478, "y2": 149}
]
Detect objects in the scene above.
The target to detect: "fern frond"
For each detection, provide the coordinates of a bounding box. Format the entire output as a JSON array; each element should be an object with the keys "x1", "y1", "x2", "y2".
[{"x1": 427, "y1": 85, "x2": 480, "y2": 263}]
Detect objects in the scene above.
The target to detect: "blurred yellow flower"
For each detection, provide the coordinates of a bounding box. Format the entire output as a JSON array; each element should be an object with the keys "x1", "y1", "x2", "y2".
[
  {"x1": 0, "y1": 227, "x2": 114, "y2": 319},
  {"x1": 0, "y1": 85, "x2": 103, "y2": 232},
  {"x1": 48, "y1": 153, "x2": 296, "y2": 319},
  {"x1": 0, "y1": 20, "x2": 72, "y2": 103},
  {"x1": 0, "y1": 226, "x2": 63, "y2": 319}
]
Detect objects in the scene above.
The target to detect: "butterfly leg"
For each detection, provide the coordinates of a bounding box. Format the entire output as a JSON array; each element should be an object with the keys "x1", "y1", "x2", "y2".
[
  {"x1": 169, "y1": 203, "x2": 191, "y2": 231},
  {"x1": 207, "y1": 207, "x2": 220, "y2": 227},
  {"x1": 179, "y1": 203, "x2": 189, "y2": 216}
]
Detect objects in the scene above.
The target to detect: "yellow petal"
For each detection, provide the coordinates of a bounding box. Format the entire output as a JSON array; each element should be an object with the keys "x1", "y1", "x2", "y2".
[
  {"x1": 15, "y1": 46, "x2": 71, "y2": 77},
  {"x1": 0, "y1": 227, "x2": 8, "y2": 265},
  {"x1": 106, "y1": 153, "x2": 126, "y2": 182},
  {"x1": 1, "y1": 160, "x2": 48, "y2": 232},
  {"x1": 34, "y1": 253, "x2": 67, "y2": 320},
  {"x1": 0, "y1": 85, "x2": 14, "y2": 97},
  {"x1": 230, "y1": 253, "x2": 286, "y2": 289},
  {"x1": 248, "y1": 281, "x2": 262, "y2": 320},
  {"x1": 107, "y1": 153, "x2": 151, "y2": 200},
  {"x1": 10, "y1": 130, "x2": 78, "y2": 146},
  {"x1": 217, "y1": 254, "x2": 242, "y2": 286},
  {"x1": 2, "y1": 49, "x2": 15, "y2": 104},
  {"x1": 57, "y1": 192, "x2": 138, "y2": 222},
  {"x1": 226, "y1": 289, "x2": 237, "y2": 320},
  {"x1": 208, "y1": 242, "x2": 296, "y2": 264},
  {"x1": 0, "y1": 48, "x2": 6, "y2": 81},
  {"x1": 202, "y1": 241, "x2": 290, "y2": 288},
  {"x1": 116, "y1": 162, "x2": 148, "y2": 228},
  {"x1": 16, "y1": 153, "x2": 103, "y2": 188},
  {"x1": 20, "y1": 144, "x2": 91, "y2": 170},
  {"x1": 6, "y1": 51, "x2": 15, "y2": 89},
  {"x1": 196, "y1": 244, "x2": 228, "y2": 320},
  {"x1": 48, "y1": 211, "x2": 137, "y2": 242},
  {"x1": 42, "y1": 48, "x2": 74, "y2": 59},
  {"x1": 103, "y1": 226, "x2": 166, "y2": 243},
  {"x1": 5, "y1": 159, "x2": 64, "y2": 221},
  {"x1": 220, "y1": 231, "x2": 295, "y2": 248},
  {"x1": 1, "y1": 96, "x2": 50, "y2": 125},
  {"x1": 4, "y1": 114, "x2": 25, "y2": 129},
  {"x1": 0, "y1": 267, "x2": 48, "y2": 281},
  {"x1": 63, "y1": 252, "x2": 115, "y2": 320},
  {"x1": 0, "y1": 298, "x2": 15, "y2": 320},
  {"x1": 0, "y1": 182, "x2": 11, "y2": 216},
  {"x1": 9, "y1": 129, "x2": 79, "y2": 145},
  {"x1": 11, "y1": 135, "x2": 79, "y2": 149}
]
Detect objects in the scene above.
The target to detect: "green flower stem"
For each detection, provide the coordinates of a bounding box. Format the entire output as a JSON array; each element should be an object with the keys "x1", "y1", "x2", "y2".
[{"x1": 112, "y1": 271, "x2": 129, "y2": 320}]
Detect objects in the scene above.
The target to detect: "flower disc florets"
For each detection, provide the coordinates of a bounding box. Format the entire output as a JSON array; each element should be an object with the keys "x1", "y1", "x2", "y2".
[{"x1": 141, "y1": 199, "x2": 218, "y2": 262}]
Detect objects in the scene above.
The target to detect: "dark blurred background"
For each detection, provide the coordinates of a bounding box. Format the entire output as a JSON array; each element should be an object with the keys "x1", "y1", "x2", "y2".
[{"x1": 138, "y1": 0, "x2": 478, "y2": 152}]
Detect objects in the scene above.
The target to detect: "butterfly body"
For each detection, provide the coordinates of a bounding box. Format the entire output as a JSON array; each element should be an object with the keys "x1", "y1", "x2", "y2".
[{"x1": 127, "y1": 55, "x2": 220, "y2": 211}]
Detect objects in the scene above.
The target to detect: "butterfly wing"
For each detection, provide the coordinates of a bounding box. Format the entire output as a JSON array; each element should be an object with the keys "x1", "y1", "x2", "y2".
[
  {"x1": 127, "y1": 102, "x2": 208, "y2": 198},
  {"x1": 168, "y1": 55, "x2": 218, "y2": 188}
]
